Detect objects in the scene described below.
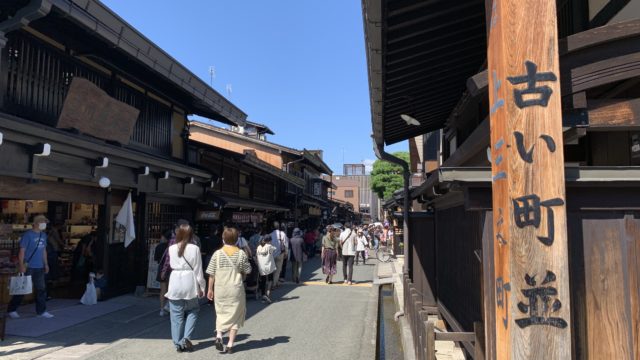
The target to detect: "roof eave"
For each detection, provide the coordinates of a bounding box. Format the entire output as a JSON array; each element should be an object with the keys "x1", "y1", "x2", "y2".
[{"x1": 362, "y1": 0, "x2": 385, "y2": 148}]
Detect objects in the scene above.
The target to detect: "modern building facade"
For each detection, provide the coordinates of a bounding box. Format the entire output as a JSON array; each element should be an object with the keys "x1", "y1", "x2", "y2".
[{"x1": 341, "y1": 164, "x2": 380, "y2": 222}]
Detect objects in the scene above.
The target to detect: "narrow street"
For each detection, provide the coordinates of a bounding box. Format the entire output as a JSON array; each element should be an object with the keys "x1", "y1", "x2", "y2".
[
  {"x1": 3, "y1": 257, "x2": 378, "y2": 360},
  {"x1": 87, "y1": 257, "x2": 377, "y2": 360}
]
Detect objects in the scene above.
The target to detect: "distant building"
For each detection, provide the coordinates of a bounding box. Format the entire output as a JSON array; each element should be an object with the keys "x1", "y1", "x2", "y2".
[
  {"x1": 340, "y1": 164, "x2": 380, "y2": 222},
  {"x1": 230, "y1": 121, "x2": 274, "y2": 141},
  {"x1": 331, "y1": 177, "x2": 360, "y2": 214}
]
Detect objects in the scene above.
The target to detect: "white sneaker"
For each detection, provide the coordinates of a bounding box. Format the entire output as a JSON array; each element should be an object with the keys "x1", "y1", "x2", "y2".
[
  {"x1": 8, "y1": 311, "x2": 20, "y2": 319},
  {"x1": 39, "y1": 312, "x2": 54, "y2": 318}
]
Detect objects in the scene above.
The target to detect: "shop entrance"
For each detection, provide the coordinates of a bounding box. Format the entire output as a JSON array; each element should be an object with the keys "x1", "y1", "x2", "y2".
[{"x1": 0, "y1": 199, "x2": 100, "y2": 301}]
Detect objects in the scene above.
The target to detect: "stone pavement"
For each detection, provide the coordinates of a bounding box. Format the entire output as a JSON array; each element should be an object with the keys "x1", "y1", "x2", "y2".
[{"x1": 1, "y1": 255, "x2": 378, "y2": 360}]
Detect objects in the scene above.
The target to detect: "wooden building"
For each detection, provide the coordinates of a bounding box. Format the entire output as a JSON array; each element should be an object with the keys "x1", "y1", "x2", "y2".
[
  {"x1": 363, "y1": 0, "x2": 640, "y2": 359},
  {"x1": 0, "y1": 0, "x2": 247, "y2": 300},
  {"x1": 190, "y1": 121, "x2": 333, "y2": 230}
]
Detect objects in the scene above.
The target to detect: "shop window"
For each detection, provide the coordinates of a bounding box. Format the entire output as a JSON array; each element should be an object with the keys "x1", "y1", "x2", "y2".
[{"x1": 145, "y1": 203, "x2": 189, "y2": 244}]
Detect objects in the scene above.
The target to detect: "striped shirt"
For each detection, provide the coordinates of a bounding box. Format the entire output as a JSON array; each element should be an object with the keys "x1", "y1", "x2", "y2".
[{"x1": 206, "y1": 247, "x2": 252, "y2": 278}]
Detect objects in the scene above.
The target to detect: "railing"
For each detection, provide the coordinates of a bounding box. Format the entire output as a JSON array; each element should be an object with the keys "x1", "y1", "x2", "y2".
[{"x1": 402, "y1": 274, "x2": 485, "y2": 360}]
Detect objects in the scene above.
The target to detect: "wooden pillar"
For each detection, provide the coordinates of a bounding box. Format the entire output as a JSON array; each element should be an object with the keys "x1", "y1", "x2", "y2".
[
  {"x1": 486, "y1": 0, "x2": 571, "y2": 359},
  {"x1": 99, "y1": 189, "x2": 112, "y2": 283}
]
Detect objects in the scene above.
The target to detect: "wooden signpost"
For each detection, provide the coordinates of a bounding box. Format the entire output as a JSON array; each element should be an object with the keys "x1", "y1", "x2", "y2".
[{"x1": 486, "y1": 0, "x2": 572, "y2": 358}]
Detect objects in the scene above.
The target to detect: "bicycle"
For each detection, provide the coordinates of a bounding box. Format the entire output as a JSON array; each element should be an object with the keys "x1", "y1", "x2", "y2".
[{"x1": 376, "y1": 244, "x2": 392, "y2": 262}]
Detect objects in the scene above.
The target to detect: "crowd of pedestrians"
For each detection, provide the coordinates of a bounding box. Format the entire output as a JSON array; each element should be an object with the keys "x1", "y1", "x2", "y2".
[{"x1": 155, "y1": 218, "x2": 393, "y2": 354}]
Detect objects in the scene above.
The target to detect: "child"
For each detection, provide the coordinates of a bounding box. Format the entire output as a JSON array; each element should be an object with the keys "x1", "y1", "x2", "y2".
[
  {"x1": 255, "y1": 235, "x2": 277, "y2": 304},
  {"x1": 94, "y1": 269, "x2": 107, "y2": 300}
]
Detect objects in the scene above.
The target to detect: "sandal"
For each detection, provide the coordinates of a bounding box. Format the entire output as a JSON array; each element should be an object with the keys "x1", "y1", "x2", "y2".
[
  {"x1": 221, "y1": 344, "x2": 234, "y2": 354},
  {"x1": 215, "y1": 337, "x2": 223, "y2": 351}
]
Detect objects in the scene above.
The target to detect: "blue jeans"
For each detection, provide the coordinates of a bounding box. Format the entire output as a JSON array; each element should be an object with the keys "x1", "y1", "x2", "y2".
[
  {"x1": 9, "y1": 268, "x2": 47, "y2": 314},
  {"x1": 169, "y1": 298, "x2": 200, "y2": 348}
]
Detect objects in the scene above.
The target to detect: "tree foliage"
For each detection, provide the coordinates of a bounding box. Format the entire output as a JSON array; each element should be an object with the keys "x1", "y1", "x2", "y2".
[{"x1": 370, "y1": 151, "x2": 409, "y2": 200}]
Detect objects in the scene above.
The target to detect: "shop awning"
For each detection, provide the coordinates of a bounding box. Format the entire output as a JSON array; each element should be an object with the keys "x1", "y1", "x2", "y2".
[
  {"x1": 301, "y1": 198, "x2": 327, "y2": 208},
  {"x1": 220, "y1": 196, "x2": 290, "y2": 213}
]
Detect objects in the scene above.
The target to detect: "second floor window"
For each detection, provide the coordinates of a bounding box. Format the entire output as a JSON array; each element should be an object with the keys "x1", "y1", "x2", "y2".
[{"x1": 344, "y1": 190, "x2": 354, "y2": 198}]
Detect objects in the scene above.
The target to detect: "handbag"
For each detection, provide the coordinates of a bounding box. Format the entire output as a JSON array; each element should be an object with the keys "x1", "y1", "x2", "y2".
[{"x1": 9, "y1": 273, "x2": 33, "y2": 295}]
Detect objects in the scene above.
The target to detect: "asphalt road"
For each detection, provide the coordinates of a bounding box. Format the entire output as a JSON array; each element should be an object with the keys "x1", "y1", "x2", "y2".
[{"x1": 83, "y1": 255, "x2": 378, "y2": 360}]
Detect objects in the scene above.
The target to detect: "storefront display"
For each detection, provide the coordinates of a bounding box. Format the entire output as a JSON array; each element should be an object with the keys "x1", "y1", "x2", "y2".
[{"x1": 0, "y1": 199, "x2": 99, "y2": 299}]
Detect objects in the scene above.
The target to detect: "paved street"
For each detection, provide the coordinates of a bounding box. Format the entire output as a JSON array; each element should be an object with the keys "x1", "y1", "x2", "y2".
[
  {"x1": 3, "y1": 256, "x2": 378, "y2": 360},
  {"x1": 86, "y1": 256, "x2": 377, "y2": 360}
]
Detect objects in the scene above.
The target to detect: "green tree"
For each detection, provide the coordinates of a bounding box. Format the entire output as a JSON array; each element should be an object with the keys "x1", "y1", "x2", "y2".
[{"x1": 370, "y1": 151, "x2": 409, "y2": 200}]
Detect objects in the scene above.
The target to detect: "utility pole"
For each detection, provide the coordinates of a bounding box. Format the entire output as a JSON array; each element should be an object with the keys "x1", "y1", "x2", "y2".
[{"x1": 486, "y1": 0, "x2": 571, "y2": 359}]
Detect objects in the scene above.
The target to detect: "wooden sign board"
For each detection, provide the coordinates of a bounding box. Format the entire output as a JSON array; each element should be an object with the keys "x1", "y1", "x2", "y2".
[
  {"x1": 486, "y1": 0, "x2": 571, "y2": 359},
  {"x1": 57, "y1": 77, "x2": 140, "y2": 144}
]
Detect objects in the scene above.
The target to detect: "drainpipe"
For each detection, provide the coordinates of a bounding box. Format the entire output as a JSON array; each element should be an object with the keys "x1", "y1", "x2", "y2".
[{"x1": 373, "y1": 137, "x2": 410, "y2": 274}]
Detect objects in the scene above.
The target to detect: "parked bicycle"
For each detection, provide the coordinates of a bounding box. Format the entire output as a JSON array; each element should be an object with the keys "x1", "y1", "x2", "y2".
[{"x1": 376, "y1": 244, "x2": 392, "y2": 262}]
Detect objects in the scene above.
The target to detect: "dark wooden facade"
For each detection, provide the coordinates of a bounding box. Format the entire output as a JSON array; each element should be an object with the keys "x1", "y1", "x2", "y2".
[
  {"x1": 0, "y1": 1, "x2": 249, "y2": 299},
  {"x1": 364, "y1": 0, "x2": 640, "y2": 358}
]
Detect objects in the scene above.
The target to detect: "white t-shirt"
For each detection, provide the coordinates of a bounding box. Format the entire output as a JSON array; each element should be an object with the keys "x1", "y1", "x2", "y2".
[
  {"x1": 355, "y1": 235, "x2": 368, "y2": 251},
  {"x1": 256, "y1": 244, "x2": 277, "y2": 276},
  {"x1": 165, "y1": 243, "x2": 206, "y2": 300},
  {"x1": 339, "y1": 229, "x2": 357, "y2": 256}
]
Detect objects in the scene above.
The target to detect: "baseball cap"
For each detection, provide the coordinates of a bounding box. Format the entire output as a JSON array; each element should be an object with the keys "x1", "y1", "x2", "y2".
[
  {"x1": 177, "y1": 219, "x2": 190, "y2": 226},
  {"x1": 33, "y1": 214, "x2": 49, "y2": 224}
]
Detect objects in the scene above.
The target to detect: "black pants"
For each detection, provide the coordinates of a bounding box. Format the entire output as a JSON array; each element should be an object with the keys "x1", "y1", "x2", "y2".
[
  {"x1": 355, "y1": 250, "x2": 366, "y2": 265},
  {"x1": 259, "y1": 273, "x2": 274, "y2": 296},
  {"x1": 280, "y1": 258, "x2": 287, "y2": 280},
  {"x1": 342, "y1": 255, "x2": 354, "y2": 283}
]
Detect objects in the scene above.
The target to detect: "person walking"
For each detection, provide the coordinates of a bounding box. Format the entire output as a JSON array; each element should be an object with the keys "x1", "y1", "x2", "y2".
[
  {"x1": 303, "y1": 227, "x2": 317, "y2": 259},
  {"x1": 8, "y1": 215, "x2": 54, "y2": 319},
  {"x1": 289, "y1": 228, "x2": 305, "y2": 284},
  {"x1": 270, "y1": 221, "x2": 288, "y2": 289},
  {"x1": 321, "y1": 226, "x2": 338, "y2": 284},
  {"x1": 256, "y1": 235, "x2": 277, "y2": 303},
  {"x1": 165, "y1": 224, "x2": 206, "y2": 353},
  {"x1": 249, "y1": 227, "x2": 263, "y2": 257},
  {"x1": 207, "y1": 227, "x2": 252, "y2": 354},
  {"x1": 339, "y1": 223, "x2": 357, "y2": 285},
  {"x1": 354, "y1": 228, "x2": 368, "y2": 265},
  {"x1": 155, "y1": 229, "x2": 173, "y2": 316}
]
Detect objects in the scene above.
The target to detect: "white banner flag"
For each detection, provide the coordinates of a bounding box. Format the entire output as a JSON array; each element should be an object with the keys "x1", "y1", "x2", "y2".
[{"x1": 115, "y1": 192, "x2": 136, "y2": 247}]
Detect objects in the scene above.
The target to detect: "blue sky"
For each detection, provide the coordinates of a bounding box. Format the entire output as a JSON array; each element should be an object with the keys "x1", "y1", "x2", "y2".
[{"x1": 101, "y1": 0, "x2": 406, "y2": 174}]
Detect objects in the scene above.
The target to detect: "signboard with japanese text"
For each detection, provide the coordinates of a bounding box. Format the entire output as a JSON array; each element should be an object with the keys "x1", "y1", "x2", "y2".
[
  {"x1": 487, "y1": 0, "x2": 571, "y2": 358},
  {"x1": 196, "y1": 210, "x2": 221, "y2": 222},
  {"x1": 232, "y1": 212, "x2": 263, "y2": 224}
]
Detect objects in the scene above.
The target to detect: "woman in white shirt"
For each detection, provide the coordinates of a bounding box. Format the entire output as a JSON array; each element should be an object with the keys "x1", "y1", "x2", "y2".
[
  {"x1": 355, "y1": 229, "x2": 369, "y2": 265},
  {"x1": 165, "y1": 224, "x2": 206, "y2": 353},
  {"x1": 256, "y1": 235, "x2": 277, "y2": 303}
]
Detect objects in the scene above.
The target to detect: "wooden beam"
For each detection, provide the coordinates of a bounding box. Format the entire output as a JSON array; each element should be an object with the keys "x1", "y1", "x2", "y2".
[
  {"x1": 486, "y1": 0, "x2": 572, "y2": 359},
  {"x1": 435, "y1": 332, "x2": 476, "y2": 342},
  {"x1": 438, "y1": 300, "x2": 476, "y2": 356},
  {"x1": 588, "y1": 98, "x2": 640, "y2": 131},
  {"x1": 426, "y1": 320, "x2": 436, "y2": 360}
]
